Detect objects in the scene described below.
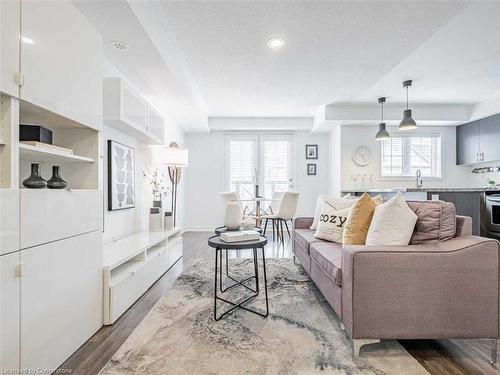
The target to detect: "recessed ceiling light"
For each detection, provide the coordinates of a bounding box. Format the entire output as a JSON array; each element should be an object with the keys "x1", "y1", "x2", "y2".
[
  {"x1": 21, "y1": 36, "x2": 34, "y2": 44},
  {"x1": 110, "y1": 40, "x2": 129, "y2": 51},
  {"x1": 267, "y1": 37, "x2": 285, "y2": 50}
]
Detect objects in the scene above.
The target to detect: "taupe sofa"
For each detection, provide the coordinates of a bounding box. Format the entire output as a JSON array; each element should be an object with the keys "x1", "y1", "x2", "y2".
[{"x1": 292, "y1": 200, "x2": 499, "y2": 364}]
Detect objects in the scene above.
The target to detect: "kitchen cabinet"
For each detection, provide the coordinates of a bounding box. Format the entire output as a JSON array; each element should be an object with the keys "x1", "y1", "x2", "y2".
[
  {"x1": 478, "y1": 115, "x2": 500, "y2": 162},
  {"x1": 20, "y1": 0, "x2": 102, "y2": 130},
  {"x1": 0, "y1": 251, "x2": 20, "y2": 371},
  {"x1": 0, "y1": 0, "x2": 20, "y2": 97},
  {"x1": 457, "y1": 113, "x2": 500, "y2": 165},
  {"x1": 20, "y1": 231, "x2": 102, "y2": 371},
  {"x1": 456, "y1": 120, "x2": 480, "y2": 165}
]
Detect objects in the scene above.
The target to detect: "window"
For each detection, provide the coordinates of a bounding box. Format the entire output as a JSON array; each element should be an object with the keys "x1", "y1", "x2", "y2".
[
  {"x1": 225, "y1": 134, "x2": 293, "y2": 200},
  {"x1": 261, "y1": 137, "x2": 291, "y2": 198},
  {"x1": 381, "y1": 133, "x2": 442, "y2": 178},
  {"x1": 227, "y1": 136, "x2": 257, "y2": 200}
]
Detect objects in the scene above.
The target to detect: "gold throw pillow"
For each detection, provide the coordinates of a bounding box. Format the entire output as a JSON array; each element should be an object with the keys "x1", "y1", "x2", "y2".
[{"x1": 342, "y1": 193, "x2": 383, "y2": 245}]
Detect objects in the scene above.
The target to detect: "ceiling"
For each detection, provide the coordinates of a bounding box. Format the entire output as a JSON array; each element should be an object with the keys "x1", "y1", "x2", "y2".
[{"x1": 75, "y1": 1, "x2": 500, "y2": 132}]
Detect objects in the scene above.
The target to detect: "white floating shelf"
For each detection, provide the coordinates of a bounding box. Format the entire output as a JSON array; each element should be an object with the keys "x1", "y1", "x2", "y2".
[{"x1": 19, "y1": 143, "x2": 95, "y2": 163}]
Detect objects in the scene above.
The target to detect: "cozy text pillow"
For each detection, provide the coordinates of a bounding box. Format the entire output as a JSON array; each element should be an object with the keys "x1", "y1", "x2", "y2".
[
  {"x1": 342, "y1": 193, "x2": 383, "y2": 245},
  {"x1": 314, "y1": 205, "x2": 350, "y2": 243},
  {"x1": 310, "y1": 194, "x2": 358, "y2": 230},
  {"x1": 366, "y1": 194, "x2": 418, "y2": 246}
]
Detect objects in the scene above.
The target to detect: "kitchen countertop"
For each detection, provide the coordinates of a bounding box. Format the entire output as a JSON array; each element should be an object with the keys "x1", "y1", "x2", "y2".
[{"x1": 342, "y1": 187, "x2": 500, "y2": 193}]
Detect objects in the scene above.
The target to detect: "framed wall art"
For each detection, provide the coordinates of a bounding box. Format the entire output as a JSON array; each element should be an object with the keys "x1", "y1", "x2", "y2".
[
  {"x1": 108, "y1": 140, "x2": 135, "y2": 211},
  {"x1": 307, "y1": 163, "x2": 317, "y2": 176},
  {"x1": 306, "y1": 144, "x2": 318, "y2": 159}
]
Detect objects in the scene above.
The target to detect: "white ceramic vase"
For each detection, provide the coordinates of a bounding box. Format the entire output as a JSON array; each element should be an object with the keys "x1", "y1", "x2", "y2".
[{"x1": 224, "y1": 201, "x2": 242, "y2": 230}]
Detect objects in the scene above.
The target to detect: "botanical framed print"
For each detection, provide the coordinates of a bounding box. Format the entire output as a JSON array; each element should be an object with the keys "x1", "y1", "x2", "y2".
[
  {"x1": 307, "y1": 163, "x2": 317, "y2": 176},
  {"x1": 306, "y1": 144, "x2": 318, "y2": 159},
  {"x1": 108, "y1": 140, "x2": 135, "y2": 211}
]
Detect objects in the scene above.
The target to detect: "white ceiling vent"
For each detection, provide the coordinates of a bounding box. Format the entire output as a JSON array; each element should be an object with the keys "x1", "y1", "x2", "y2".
[{"x1": 110, "y1": 40, "x2": 129, "y2": 51}]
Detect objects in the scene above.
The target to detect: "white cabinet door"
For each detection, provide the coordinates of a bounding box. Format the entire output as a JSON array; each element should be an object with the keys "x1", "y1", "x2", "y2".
[
  {"x1": 20, "y1": 0, "x2": 102, "y2": 130},
  {"x1": 0, "y1": 0, "x2": 20, "y2": 97},
  {"x1": 0, "y1": 251, "x2": 20, "y2": 371},
  {"x1": 147, "y1": 105, "x2": 165, "y2": 144},
  {"x1": 0, "y1": 189, "x2": 19, "y2": 256},
  {"x1": 20, "y1": 231, "x2": 102, "y2": 371},
  {"x1": 20, "y1": 189, "x2": 102, "y2": 249}
]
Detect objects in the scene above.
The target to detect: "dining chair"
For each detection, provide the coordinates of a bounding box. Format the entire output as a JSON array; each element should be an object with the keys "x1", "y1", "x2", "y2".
[{"x1": 262, "y1": 191, "x2": 300, "y2": 241}]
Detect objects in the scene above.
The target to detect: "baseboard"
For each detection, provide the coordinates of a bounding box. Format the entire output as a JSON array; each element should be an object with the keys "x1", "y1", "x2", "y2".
[{"x1": 184, "y1": 226, "x2": 216, "y2": 232}]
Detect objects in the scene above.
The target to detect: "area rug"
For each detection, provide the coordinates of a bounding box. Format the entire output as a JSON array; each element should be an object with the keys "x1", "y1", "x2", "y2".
[{"x1": 100, "y1": 259, "x2": 428, "y2": 375}]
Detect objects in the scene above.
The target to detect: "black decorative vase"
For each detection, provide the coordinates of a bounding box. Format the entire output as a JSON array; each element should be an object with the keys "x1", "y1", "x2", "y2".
[
  {"x1": 47, "y1": 166, "x2": 67, "y2": 189},
  {"x1": 23, "y1": 163, "x2": 47, "y2": 189}
]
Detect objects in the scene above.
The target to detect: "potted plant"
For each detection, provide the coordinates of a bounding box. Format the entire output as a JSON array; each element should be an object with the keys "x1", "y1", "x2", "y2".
[{"x1": 143, "y1": 168, "x2": 170, "y2": 209}]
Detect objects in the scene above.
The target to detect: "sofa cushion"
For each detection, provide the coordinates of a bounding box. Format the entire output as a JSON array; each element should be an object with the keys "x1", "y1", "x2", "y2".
[
  {"x1": 310, "y1": 242, "x2": 342, "y2": 286},
  {"x1": 314, "y1": 206, "x2": 350, "y2": 243},
  {"x1": 310, "y1": 194, "x2": 359, "y2": 230},
  {"x1": 294, "y1": 229, "x2": 323, "y2": 253},
  {"x1": 342, "y1": 193, "x2": 383, "y2": 245},
  {"x1": 407, "y1": 200, "x2": 456, "y2": 244},
  {"x1": 366, "y1": 194, "x2": 418, "y2": 246}
]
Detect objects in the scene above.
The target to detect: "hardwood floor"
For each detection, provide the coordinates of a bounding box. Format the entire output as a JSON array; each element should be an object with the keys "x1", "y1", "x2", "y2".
[{"x1": 60, "y1": 231, "x2": 497, "y2": 375}]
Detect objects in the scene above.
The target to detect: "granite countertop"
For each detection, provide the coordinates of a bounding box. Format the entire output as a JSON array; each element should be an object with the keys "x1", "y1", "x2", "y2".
[{"x1": 342, "y1": 187, "x2": 500, "y2": 193}]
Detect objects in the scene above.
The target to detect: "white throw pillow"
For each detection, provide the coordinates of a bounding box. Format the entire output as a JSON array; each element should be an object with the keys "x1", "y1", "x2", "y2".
[
  {"x1": 310, "y1": 194, "x2": 358, "y2": 229},
  {"x1": 314, "y1": 205, "x2": 350, "y2": 243},
  {"x1": 365, "y1": 194, "x2": 418, "y2": 246}
]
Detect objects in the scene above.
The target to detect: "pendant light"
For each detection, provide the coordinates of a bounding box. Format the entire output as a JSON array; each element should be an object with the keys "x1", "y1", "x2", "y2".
[
  {"x1": 375, "y1": 97, "x2": 390, "y2": 141},
  {"x1": 399, "y1": 80, "x2": 417, "y2": 130}
]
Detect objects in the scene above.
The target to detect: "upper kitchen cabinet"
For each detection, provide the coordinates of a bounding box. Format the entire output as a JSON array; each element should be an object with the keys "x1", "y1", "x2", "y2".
[
  {"x1": 456, "y1": 113, "x2": 500, "y2": 165},
  {"x1": 456, "y1": 120, "x2": 480, "y2": 165},
  {"x1": 20, "y1": 0, "x2": 102, "y2": 131},
  {"x1": 0, "y1": 0, "x2": 20, "y2": 97},
  {"x1": 478, "y1": 114, "x2": 500, "y2": 163}
]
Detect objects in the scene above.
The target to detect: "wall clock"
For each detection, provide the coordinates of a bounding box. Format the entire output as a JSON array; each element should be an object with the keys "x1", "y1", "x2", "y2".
[{"x1": 351, "y1": 146, "x2": 372, "y2": 167}]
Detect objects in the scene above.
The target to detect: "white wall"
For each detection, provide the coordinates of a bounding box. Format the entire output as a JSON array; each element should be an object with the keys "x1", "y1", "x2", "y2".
[
  {"x1": 184, "y1": 131, "x2": 329, "y2": 230},
  {"x1": 338, "y1": 125, "x2": 471, "y2": 190},
  {"x1": 102, "y1": 60, "x2": 185, "y2": 244}
]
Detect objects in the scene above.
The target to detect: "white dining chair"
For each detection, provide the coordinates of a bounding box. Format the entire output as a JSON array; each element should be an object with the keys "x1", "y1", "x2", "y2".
[{"x1": 262, "y1": 191, "x2": 300, "y2": 241}]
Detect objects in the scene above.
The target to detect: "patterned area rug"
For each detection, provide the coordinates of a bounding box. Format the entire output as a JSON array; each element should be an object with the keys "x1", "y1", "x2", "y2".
[{"x1": 100, "y1": 259, "x2": 428, "y2": 375}]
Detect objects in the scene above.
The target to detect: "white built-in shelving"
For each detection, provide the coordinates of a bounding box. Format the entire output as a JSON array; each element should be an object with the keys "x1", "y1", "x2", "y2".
[
  {"x1": 19, "y1": 143, "x2": 95, "y2": 164},
  {"x1": 102, "y1": 228, "x2": 182, "y2": 324},
  {"x1": 103, "y1": 77, "x2": 165, "y2": 145}
]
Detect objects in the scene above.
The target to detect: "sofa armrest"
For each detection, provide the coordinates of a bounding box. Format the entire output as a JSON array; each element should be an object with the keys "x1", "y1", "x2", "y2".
[
  {"x1": 456, "y1": 215, "x2": 472, "y2": 236},
  {"x1": 341, "y1": 236, "x2": 499, "y2": 340},
  {"x1": 293, "y1": 217, "x2": 313, "y2": 230}
]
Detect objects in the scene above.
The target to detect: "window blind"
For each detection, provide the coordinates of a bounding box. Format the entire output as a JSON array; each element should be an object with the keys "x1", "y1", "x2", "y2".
[
  {"x1": 228, "y1": 140, "x2": 256, "y2": 199},
  {"x1": 381, "y1": 133, "x2": 442, "y2": 177},
  {"x1": 263, "y1": 140, "x2": 289, "y2": 198}
]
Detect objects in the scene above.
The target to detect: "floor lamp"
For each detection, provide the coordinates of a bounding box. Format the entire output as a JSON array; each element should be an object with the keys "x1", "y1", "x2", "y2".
[{"x1": 163, "y1": 142, "x2": 189, "y2": 227}]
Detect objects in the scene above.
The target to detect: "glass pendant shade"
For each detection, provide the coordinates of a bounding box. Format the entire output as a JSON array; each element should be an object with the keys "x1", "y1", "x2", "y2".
[
  {"x1": 375, "y1": 122, "x2": 390, "y2": 141},
  {"x1": 399, "y1": 109, "x2": 417, "y2": 130}
]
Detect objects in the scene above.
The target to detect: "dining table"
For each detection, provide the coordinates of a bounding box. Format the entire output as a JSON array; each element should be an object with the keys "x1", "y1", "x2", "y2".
[{"x1": 239, "y1": 197, "x2": 280, "y2": 227}]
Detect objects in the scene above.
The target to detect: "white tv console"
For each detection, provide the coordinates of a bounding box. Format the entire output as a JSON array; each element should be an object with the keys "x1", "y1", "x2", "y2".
[{"x1": 102, "y1": 228, "x2": 182, "y2": 325}]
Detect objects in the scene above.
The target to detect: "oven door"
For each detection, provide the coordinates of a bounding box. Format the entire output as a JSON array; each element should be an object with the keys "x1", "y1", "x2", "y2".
[{"x1": 485, "y1": 193, "x2": 500, "y2": 233}]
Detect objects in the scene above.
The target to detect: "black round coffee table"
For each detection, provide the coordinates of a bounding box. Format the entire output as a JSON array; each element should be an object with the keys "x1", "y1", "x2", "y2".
[
  {"x1": 208, "y1": 235, "x2": 269, "y2": 321},
  {"x1": 214, "y1": 226, "x2": 262, "y2": 235}
]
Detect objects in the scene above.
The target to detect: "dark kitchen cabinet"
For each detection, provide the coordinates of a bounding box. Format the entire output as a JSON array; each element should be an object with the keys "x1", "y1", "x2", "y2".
[
  {"x1": 479, "y1": 115, "x2": 500, "y2": 162},
  {"x1": 456, "y1": 120, "x2": 480, "y2": 165},
  {"x1": 456, "y1": 113, "x2": 500, "y2": 165}
]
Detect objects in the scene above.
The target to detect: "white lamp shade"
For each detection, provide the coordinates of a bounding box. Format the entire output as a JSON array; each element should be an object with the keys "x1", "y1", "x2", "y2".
[{"x1": 163, "y1": 147, "x2": 188, "y2": 167}]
